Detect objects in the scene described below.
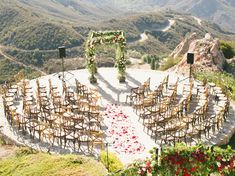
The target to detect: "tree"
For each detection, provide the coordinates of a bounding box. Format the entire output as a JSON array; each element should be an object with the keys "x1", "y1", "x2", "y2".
[
  {"x1": 151, "y1": 57, "x2": 156, "y2": 70},
  {"x1": 33, "y1": 50, "x2": 44, "y2": 66}
]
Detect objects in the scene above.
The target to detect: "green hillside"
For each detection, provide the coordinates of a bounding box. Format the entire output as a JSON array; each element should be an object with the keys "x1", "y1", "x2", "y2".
[
  {"x1": 1, "y1": 0, "x2": 234, "y2": 53},
  {"x1": 0, "y1": 57, "x2": 41, "y2": 84},
  {"x1": 1, "y1": 0, "x2": 234, "y2": 52},
  {"x1": 0, "y1": 0, "x2": 84, "y2": 50}
]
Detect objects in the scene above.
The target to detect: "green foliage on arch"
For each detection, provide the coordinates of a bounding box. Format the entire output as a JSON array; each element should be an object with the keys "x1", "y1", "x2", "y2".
[{"x1": 85, "y1": 30, "x2": 127, "y2": 83}]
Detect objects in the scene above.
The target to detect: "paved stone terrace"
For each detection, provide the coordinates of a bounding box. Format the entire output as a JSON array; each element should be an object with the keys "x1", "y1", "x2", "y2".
[{"x1": 0, "y1": 68, "x2": 235, "y2": 164}]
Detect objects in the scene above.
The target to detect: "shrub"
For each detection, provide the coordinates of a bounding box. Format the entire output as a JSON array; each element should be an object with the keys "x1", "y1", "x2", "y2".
[
  {"x1": 158, "y1": 143, "x2": 235, "y2": 176},
  {"x1": 160, "y1": 57, "x2": 182, "y2": 71},
  {"x1": 222, "y1": 135, "x2": 235, "y2": 150},
  {"x1": 220, "y1": 41, "x2": 235, "y2": 59},
  {"x1": 142, "y1": 54, "x2": 160, "y2": 70},
  {"x1": 0, "y1": 136, "x2": 6, "y2": 146},
  {"x1": 155, "y1": 61, "x2": 160, "y2": 70},
  {"x1": 89, "y1": 75, "x2": 97, "y2": 84},
  {"x1": 110, "y1": 160, "x2": 143, "y2": 176},
  {"x1": 147, "y1": 56, "x2": 151, "y2": 64},
  {"x1": 223, "y1": 60, "x2": 234, "y2": 73},
  {"x1": 141, "y1": 54, "x2": 148, "y2": 63},
  {"x1": 126, "y1": 59, "x2": 132, "y2": 65},
  {"x1": 111, "y1": 143, "x2": 235, "y2": 176},
  {"x1": 194, "y1": 71, "x2": 235, "y2": 100},
  {"x1": 153, "y1": 56, "x2": 160, "y2": 70},
  {"x1": 100, "y1": 151, "x2": 123, "y2": 173},
  {"x1": 127, "y1": 50, "x2": 142, "y2": 59},
  {"x1": 15, "y1": 147, "x2": 37, "y2": 157}
]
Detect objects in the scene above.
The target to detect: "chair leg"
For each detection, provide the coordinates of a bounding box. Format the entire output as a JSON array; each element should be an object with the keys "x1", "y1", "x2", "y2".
[
  {"x1": 73, "y1": 139, "x2": 76, "y2": 152},
  {"x1": 64, "y1": 137, "x2": 66, "y2": 148}
]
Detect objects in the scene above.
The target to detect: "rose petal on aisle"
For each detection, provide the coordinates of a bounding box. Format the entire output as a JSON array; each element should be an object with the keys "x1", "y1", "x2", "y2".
[{"x1": 104, "y1": 104, "x2": 145, "y2": 154}]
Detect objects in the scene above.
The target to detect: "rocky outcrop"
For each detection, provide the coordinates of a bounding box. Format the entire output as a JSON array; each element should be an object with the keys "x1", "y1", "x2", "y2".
[
  {"x1": 170, "y1": 32, "x2": 198, "y2": 59},
  {"x1": 229, "y1": 57, "x2": 235, "y2": 67},
  {"x1": 171, "y1": 33, "x2": 226, "y2": 74}
]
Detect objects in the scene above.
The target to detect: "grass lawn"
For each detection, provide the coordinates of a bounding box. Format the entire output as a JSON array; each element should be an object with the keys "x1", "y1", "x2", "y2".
[{"x1": 0, "y1": 148, "x2": 107, "y2": 176}]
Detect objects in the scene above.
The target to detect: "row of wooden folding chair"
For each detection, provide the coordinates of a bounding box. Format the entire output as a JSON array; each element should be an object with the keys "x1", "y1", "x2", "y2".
[
  {"x1": 133, "y1": 76, "x2": 177, "y2": 116},
  {"x1": 143, "y1": 77, "x2": 151, "y2": 95},
  {"x1": 75, "y1": 79, "x2": 89, "y2": 97},
  {"x1": 193, "y1": 83, "x2": 227, "y2": 139},
  {"x1": 138, "y1": 78, "x2": 180, "y2": 125},
  {"x1": 150, "y1": 80, "x2": 230, "y2": 146},
  {"x1": 210, "y1": 86, "x2": 230, "y2": 133},
  {"x1": 144, "y1": 97, "x2": 186, "y2": 137},
  {"x1": 160, "y1": 74, "x2": 169, "y2": 91},
  {"x1": 142, "y1": 79, "x2": 196, "y2": 145},
  {"x1": 183, "y1": 82, "x2": 209, "y2": 140},
  {"x1": 184, "y1": 83, "x2": 225, "y2": 141},
  {"x1": 126, "y1": 77, "x2": 152, "y2": 105},
  {"x1": 9, "y1": 102, "x2": 104, "y2": 153},
  {"x1": 3, "y1": 78, "x2": 105, "y2": 153},
  {"x1": 186, "y1": 83, "x2": 229, "y2": 141}
]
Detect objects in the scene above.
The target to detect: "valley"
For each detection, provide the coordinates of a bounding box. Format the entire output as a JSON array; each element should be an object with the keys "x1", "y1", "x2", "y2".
[{"x1": 1, "y1": 4, "x2": 235, "y2": 83}]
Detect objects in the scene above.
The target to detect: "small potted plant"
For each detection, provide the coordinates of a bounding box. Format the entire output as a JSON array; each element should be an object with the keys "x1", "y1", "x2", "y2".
[{"x1": 89, "y1": 75, "x2": 97, "y2": 84}]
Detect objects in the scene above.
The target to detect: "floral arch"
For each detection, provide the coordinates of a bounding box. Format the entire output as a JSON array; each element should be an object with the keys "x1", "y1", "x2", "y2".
[{"x1": 85, "y1": 30, "x2": 127, "y2": 83}]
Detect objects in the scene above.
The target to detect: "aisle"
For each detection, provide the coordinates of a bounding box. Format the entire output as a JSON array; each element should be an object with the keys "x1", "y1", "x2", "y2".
[{"x1": 103, "y1": 104, "x2": 156, "y2": 164}]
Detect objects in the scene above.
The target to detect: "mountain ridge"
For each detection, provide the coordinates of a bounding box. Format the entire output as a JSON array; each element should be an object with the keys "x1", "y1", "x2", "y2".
[
  {"x1": 1, "y1": 0, "x2": 235, "y2": 52},
  {"x1": 47, "y1": 0, "x2": 235, "y2": 32}
]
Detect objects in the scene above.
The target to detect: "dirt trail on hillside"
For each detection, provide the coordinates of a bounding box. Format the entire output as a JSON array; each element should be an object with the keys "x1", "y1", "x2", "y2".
[
  {"x1": 139, "y1": 33, "x2": 148, "y2": 42},
  {"x1": 0, "y1": 45, "x2": 47, "y2": 76},
  {"x1": 162, "y1": 19, "x2": 175, "y2": 32}
]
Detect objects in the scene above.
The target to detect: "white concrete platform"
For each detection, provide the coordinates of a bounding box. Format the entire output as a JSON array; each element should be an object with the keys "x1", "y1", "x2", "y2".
[{"x1": 0, "y1": 68, "x2": 235, "y2": 164}]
